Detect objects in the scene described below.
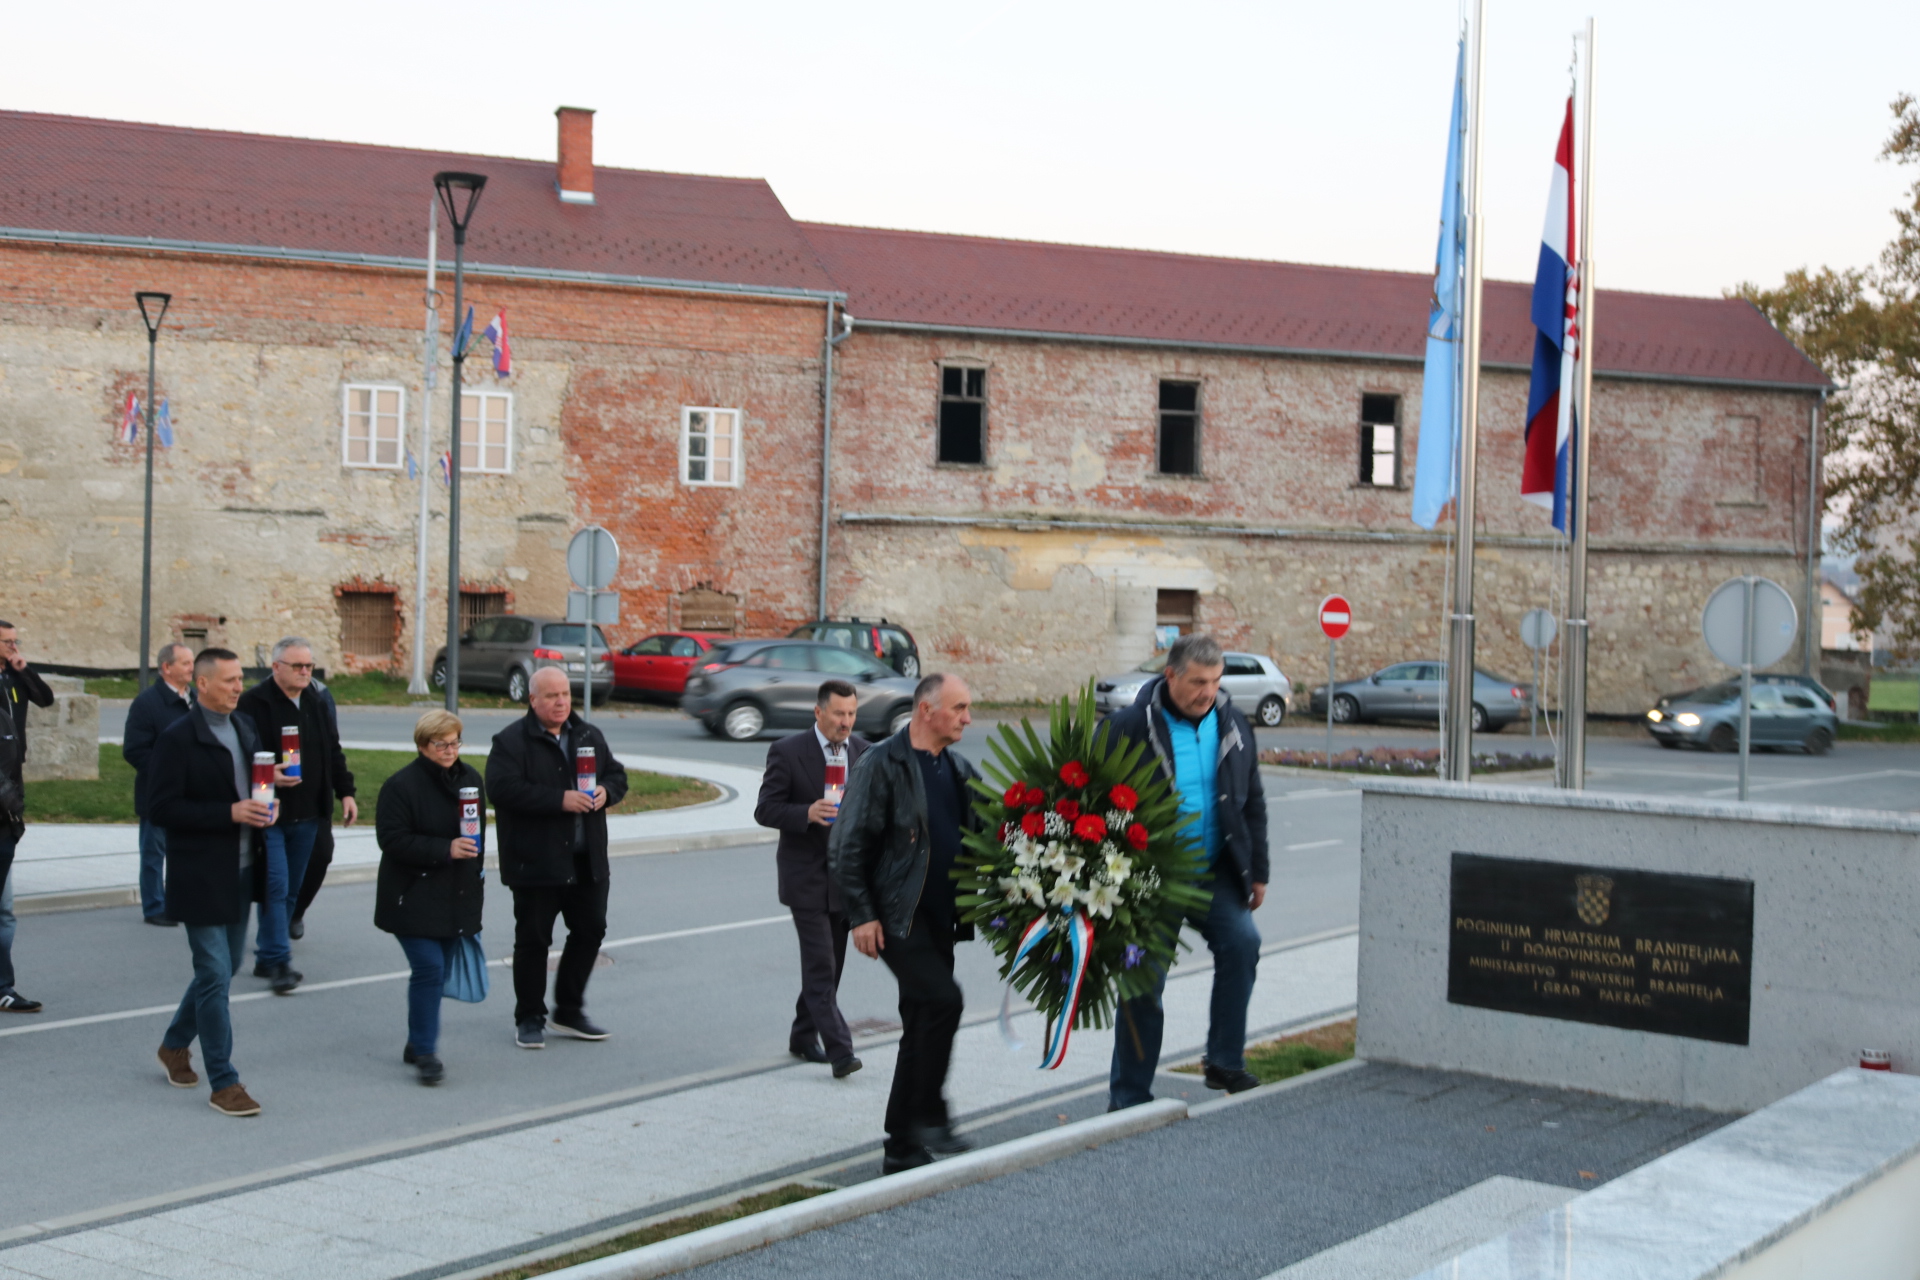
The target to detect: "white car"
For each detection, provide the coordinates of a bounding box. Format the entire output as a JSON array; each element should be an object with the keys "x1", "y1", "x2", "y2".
[{"x1": 1094, "y1": 651, "x2": 1292, "y2": 726}]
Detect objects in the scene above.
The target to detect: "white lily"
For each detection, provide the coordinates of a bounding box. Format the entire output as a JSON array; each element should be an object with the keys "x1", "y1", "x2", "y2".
[
  {"x1": 1019, "y1": 875, "x2": 1045, "y2": 906},
  {"x1": 1104, "y1": 852, "x2": 1133, "y2": 884},
  {"x1": 1058, "y1": 854, "x2": 1085, "y2": 880},
  {"x1": 1047, "y1": 877, "x2": 1080, "y2": 908},
  {"x1": 1086, "y1": 882, "x2": 1121, "y2": 919},
  {"x1": 999, "y1": 876, "x2": 1023, "y2": 903}
]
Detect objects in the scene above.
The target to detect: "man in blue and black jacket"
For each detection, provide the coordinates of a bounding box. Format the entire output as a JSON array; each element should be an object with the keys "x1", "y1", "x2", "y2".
[
  {"x1": 1098, "y1": 633, "x2": 1268, "y2": 1108},
  {"x1": 123, "y1": 643, "x2": 195, "y2": 926}
]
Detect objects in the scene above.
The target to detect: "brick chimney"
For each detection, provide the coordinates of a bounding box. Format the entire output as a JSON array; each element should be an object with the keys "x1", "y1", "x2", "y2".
[{"x1": 555, "y1": 107, "x2": 595, "y2": 204}]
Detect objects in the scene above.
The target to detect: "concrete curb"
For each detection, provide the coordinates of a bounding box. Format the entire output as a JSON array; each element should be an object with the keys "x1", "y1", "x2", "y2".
[
  {"x1": 1259, "y1": 764, "x2": 1554, "y2": 782},
  {"x1": 1187, "y1": 1055, "x2": 1368, "y2": 1116},
  {"x1": 543, "y1": 1098, "x2": 1190, "y2": 1279}
]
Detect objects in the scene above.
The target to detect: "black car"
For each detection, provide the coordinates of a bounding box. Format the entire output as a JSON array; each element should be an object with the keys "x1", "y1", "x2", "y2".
[{"x1": 788, "y1": 618, "x2": 920, "y2": 679}]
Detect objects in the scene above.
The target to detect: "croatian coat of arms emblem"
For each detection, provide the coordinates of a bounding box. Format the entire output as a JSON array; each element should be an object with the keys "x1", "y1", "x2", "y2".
[{"x1": 1574, "y1": 874, "x2": 1614, "y2": 927}]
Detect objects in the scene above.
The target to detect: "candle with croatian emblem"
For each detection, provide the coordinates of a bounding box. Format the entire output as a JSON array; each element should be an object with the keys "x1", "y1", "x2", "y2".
[
  {"x1": 823, "y1": 754, "x2": 846, "y2": 825},
  {"x1": 460, "y1": 786, "x2": 483, "y2": 857},
  {"x1": 576, "y1": 746, "x2": 597, "y2": 795},
  {"x1": 280, "y1": 723, "x2": 301, "y2": 780},
  {"x1": 251, "y1": 751, "x2": 278, "y2": 824}
]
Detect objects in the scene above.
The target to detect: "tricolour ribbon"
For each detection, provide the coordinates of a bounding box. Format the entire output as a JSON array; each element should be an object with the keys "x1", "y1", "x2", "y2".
[{"x1": 1004, "y1": 909, "x2": 1096, "y2": 1070}]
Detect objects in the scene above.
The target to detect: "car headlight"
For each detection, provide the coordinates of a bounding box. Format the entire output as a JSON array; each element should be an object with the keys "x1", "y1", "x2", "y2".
[
  {"x1": 1676, "y1": 713, "x2": 1701, "y2": 727},
  {"x1": 1647, "y1": 709, "x2": 1663, "y2": 723}
]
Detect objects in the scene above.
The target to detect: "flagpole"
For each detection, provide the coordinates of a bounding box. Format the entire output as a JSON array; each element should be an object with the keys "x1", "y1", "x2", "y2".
[
  {"x1": 1443, "y1": 0, "x2": 1487, "y2": 782},
  {"x1": 409, "y1": 198, "x2": 439, "y2": 696},
  {"x1": 1561, "y1": 19, "x2": 1597, "y2": 790}
]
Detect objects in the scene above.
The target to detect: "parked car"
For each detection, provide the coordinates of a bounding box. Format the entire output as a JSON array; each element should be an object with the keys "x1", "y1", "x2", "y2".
[
  {"x1": 1653, "y1": 673, "x2": 1838, "y2": 716},
  {"x1": 788, "y1": 618, "x2": 920, "y2": 679},
  {"x1": 682, "y1": 639, "x2": 918, "y2": 741},
  {"x1": 1305, "y1": 662, "x2": 1528, "y2": 732},
  {"x1": 612, "y1": 631, "x2": 730, "y2": 700},
  {"x1": 1094, "y1": 651, "x2": 1293, "y2": 726},
  {"x1": 1645, "y1": 681, "x2": 1836, "y2": 753},
  {"x1": 432, "y1": 615, "x2": 613, "y2": 703}
]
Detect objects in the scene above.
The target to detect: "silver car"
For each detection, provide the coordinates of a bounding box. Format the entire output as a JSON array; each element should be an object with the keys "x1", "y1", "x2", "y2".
[
  {"x1": 1094, "y1": 651, "x2": 1293, "y2": 726},
  {"x1": 682, "y1": 639, "x2": 919, "y2": 741},
  {"x1": 432, "y1": 615, "x2": 613, "y2": 704},
  {"x1": 1305, "y1": 662, "x2": 1528, "y2": 732}
]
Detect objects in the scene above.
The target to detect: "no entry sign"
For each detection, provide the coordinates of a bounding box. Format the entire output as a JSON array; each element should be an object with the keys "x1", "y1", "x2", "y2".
[{"x1": 1319, "y1": 595, "x2": 1352, "y2": 640}]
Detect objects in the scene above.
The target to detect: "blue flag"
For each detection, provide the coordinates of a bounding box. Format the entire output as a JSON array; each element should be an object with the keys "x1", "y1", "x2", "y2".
[
  {"x1": 155, "y1": 398, "x2": 175, "y2": 449},
  {"x1": 1411, "y1": 41, "x2": 1467, "y2": 531},
  {"x1": 454, "y1": 306, "x2": 475, "y2": 361}
]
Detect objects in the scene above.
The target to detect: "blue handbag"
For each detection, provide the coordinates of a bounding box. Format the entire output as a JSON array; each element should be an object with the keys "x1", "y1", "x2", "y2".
[{"x1": 441, "y1": 933, "x2": 490, "y2": 1003}]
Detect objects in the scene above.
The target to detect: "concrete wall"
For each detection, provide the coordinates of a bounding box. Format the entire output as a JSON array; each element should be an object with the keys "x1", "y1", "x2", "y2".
[
  {"x1": 1356, "y1": 779, "x2": 1920, "y2": 1113},
  {"x1": 22, "y1": 674, "x2": 98, "y2": 781}
]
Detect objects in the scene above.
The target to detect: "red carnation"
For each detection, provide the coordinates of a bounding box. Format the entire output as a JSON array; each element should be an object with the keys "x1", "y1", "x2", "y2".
[
  {"x1": 1073, "y1": 814, "x2": 1108, "y2": 843},
  {"x1": 1003, "y1": 782, "x2": 1025, "y2": 807},
  {"x1": 1060, "y1": 761, "x2": 1090, "y2": 788},
  {"x1": 1023, "y1": 785, "x2": 1047, "y2": 808},
  {"x1": 1109, "y1": 784, "x2": 1138, "y2": 811},
  {"x1": 1055, "y1": 799, "x2": 1081, "y2": 821},
  {"x1": 998, "y1": 822, "x2": 1010, "y2": 842},
  {"x1": 1126, "y1": 822, "x2": 1150, "y2": 850},
  {"x1": 1020, "y1": 812, "x2": 1046, "y2": 838}
]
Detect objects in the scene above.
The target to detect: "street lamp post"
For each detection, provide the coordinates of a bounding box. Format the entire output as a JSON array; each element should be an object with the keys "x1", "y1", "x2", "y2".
[
  {"x1": 134, "y1": 291, "x2": 171, "y2": 692},
  {"x1": 433, "y1": 172, "x2": 487, "y2": 714}
]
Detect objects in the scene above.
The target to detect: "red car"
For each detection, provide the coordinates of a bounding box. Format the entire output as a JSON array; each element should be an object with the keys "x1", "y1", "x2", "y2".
[{"x1": 613, "y1": 632, "x2": 730, "y2": 700}]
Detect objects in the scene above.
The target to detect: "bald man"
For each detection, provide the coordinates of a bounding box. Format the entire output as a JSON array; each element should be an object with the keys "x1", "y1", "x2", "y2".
[{"x1": 486, "y1": 666, "x2": 628, "y2": 1050}]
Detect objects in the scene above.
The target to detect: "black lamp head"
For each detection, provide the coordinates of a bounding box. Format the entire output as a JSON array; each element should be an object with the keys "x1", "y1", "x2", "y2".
[
  {"x1": 434, "y1": 171, "x2": 489, "y2": 241},
  {"x1": 135, "y1": 291, "x2": 172, "y2": 337}
]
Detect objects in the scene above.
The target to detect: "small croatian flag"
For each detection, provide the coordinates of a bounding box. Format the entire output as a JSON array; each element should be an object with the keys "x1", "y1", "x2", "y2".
[
  {"x1": 481, "y1": 311, "x2": 511, "y2": 379},
  {"x1": 155, "y1": 398, "x2": 175, "y2": 448},
  {"x1": 119, "y1": 391, "x2": 141, "y2": 444},
  {"x1": 438, "y1": 451, "x2": 452, "y2": 487},
  {"x1": 454, "y1": 307, "x2": 474, "y2": 361}
]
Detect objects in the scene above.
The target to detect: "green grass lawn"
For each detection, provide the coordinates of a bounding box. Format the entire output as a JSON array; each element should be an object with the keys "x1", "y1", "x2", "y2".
[
  {"x1": 26, "y1": 745, "x2": 716, "y2": 824},
  {"x1": 1838, "y1": 720, "x2": 1920, "y2": 743},
  {"x1": 1173, "y1": 1017, "x2": 1356, "y2": 1086},
  {"x1": 485, "y1": 1185, "x2": 827, "y2": 1279}
]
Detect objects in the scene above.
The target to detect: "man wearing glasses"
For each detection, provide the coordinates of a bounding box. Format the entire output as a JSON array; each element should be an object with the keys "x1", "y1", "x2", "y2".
[
  {"x1": 0, "y1": 620, "x2": 51, "y2": 1014},
  {"x1": 237, "y1": 637, "x2": 357, "y2": 994}
]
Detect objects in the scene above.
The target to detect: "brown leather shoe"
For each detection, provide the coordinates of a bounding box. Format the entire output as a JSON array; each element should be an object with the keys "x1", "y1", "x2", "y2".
[
  {"x1": 157, "y1": 1045, "x2": 198, "y2": 1088},
  {"x1": 209, "y1": 1084, "x2": 261, "y2": 1117}
]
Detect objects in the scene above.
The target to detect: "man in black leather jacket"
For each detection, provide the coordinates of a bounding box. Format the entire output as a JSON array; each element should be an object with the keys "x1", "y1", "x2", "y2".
[{"x1": 830, "y1": 672, "x2": 981, "y2": 1174}]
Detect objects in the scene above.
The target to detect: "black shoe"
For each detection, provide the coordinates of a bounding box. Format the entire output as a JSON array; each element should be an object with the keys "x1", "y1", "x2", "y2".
[
  {"x1": 909, "y1": 1124, "x2": 972, "y2": 1155},
  {"x1": 269, "y1": 965, "x2": 302, "y2": 996},
  {"x1": 1203, "y1": 1064, "x2": 1262, "y2": 1093},
  {"x1": 145, "y1": 915, "x2": 179, "y2": 927},
  {"x1": 0, "y1": 989, "x2": 42, "y2": 1014},
  {"x1": 880, "y1": 1146, "x2": 934, "y2": 1176},
  {"x1": 550, "y1": 1012, "x2": 609, "y2": 1041},
  {"x1": 516, "y1": 1020, "x2": 546, "y2": 1050},
  {"x1": 403, "y1": 1044, "x2": 418, "y2": 1064},
  {"x1": 832, "y1": 1055, "x2": 863, "y2": 1079},
  {"x1": 252, "y1": 961, "x2": 276, "y2": 979},
  {"x1": 414, "y1": 1054, "x2": 445, "y2": 1086},
  {"x1": 790, "y1": 1042, "x2": 829, "y2": 1064},
  {"x1": 288, "y1": 917, "x2": 305, "y2": 941}
]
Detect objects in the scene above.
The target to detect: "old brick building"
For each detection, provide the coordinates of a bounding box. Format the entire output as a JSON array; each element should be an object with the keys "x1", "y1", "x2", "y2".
[{"x1": 0, "y1": 108, "x2": 1826, "y2": 711}]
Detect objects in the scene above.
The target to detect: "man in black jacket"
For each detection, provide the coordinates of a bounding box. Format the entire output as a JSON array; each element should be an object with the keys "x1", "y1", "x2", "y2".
[
  {"x1": 0, "y1": 619, "x2": 53, "y2": 1013},
  {"x1": 123, "y1": 643, "x2": 194, "y2": 926},
  {"x1": 1098, "y1": 634, "x2": 1269, "y2": 1110},
  {"x1": 830, "y1": 672, "x2": 981, "y2": 1174},
  {"x1": 150, "y1": 648, "x2": 274, "y2": 1117},
  {"x1": 754, "y1": 678, "x2": 870, "y2": 1078},
  {"x1": 287, "y1": 678, "x2": 344, "y2": 941},
  {"x1": 488, "y1": 666, "x2": 629, "y2": 1050},
  {"x1": 236, "y1": 637, "x2": 357, "y2": 994}
]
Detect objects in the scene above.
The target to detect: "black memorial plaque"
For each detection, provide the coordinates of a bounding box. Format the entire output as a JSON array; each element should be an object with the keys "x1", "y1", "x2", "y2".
[{"x1": 1447, "y1": 852, "x2": 1754, "y2": 1045}]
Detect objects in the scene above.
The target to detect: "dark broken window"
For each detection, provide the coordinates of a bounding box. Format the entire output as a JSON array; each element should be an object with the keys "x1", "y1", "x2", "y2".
[
  {"x1": 1158, "y1": 381, "x2": 1200, "y2": 475},
  {"x1": 1359, "y1": 393, "x2": 1400, "y2": 487},
  {"x1": 938, "y1": 366, "x2": 987, "y2": 464}
]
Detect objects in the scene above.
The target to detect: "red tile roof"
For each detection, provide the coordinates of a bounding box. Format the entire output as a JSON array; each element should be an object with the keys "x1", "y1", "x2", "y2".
[
  {"x1": 800, "y1": 223, "x2": 1830, "y2": 390},
  {"x1": 0, "y1": 110, "x2": 840, "y2": 296}
]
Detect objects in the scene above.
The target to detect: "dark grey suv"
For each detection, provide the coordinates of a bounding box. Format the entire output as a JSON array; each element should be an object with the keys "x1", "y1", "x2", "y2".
[
  {"x1": 682, "y1": 639, "x2": 918, "y2": 741},
  {"x1": 432, "y1": 615, "x2": 613, "y2": 703}
]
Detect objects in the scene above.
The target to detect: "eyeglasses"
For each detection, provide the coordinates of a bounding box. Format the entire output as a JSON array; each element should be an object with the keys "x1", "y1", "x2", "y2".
[
  {"x1": 425, "y1": 738, "x2": 463, "y2": 750},
  {"x1": 0, "y1": 638, "x2": 19, "y2": 649},
  {"x1": 276, "y1": 661, "x2": 315, "y2": 672}
]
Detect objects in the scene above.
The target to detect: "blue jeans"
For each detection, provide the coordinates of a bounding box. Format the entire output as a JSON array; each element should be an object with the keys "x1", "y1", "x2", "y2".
[
  {"x1": 1109, "y1": 872, "x2": 1262, "y2": 1109},
  {"x1": 254, "y1": 819, "x2": 319, "y2": 968},
  {"x1": 164, "y1": 920, "x2": 249, "y2": 1091},
  {"x1": 139, "y1": 820, "x2": 168, "y2": 920},
  {"x1": 395, "y1": 934, "x2": 447, "y2": 1055}
]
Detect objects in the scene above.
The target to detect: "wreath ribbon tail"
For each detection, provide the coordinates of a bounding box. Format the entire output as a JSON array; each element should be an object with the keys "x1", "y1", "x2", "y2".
[
  {"x1": 1040, "y1": 910, "x2": 1094, "y2": 1071},
  {"x1": 1000, "y1": 915, "x2": 1053, "y2": 1055}
]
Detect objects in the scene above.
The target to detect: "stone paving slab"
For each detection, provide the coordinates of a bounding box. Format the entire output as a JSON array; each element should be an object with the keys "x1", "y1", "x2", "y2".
[{"x1": 0, "y1": 934, "x2": 1356, "y2": 1280}]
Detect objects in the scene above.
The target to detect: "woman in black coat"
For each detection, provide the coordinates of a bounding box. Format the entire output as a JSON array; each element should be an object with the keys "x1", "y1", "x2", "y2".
[{"x1": 375, "y1": 710, "x2": 485, "y2": 1085}]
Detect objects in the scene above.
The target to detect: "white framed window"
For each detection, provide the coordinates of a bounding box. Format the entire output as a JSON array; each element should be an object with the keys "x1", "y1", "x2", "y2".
[
  {"x1": 681, "y1": 407, "x2": 743, "y2": 487},
  {"x1": 459, "y1": 390, "x2": 513, "y2": 474},
  {"x1": 342, "y1": 384, "x2": 405, "y2": 469}
]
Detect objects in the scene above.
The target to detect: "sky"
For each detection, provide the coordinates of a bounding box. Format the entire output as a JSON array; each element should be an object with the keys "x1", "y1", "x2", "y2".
[{"x1": 6, "y1": 0, "x2": 1916, "y2": 298}]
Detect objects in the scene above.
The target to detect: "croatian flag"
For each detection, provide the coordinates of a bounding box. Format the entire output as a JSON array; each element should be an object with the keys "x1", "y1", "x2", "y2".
[
  {"x1": 481, "y1": 311, "x2": 511, "y2": 379},
  {"x1": 155, "y1": 398, "x2": 175, "y2": 448},
  {"x1": 1521, "y1": 98, "x2": 1579, "y2": 533},
  {"x1": 438, "y1": 451, "x2": 453, "y2": 487},
  {"x1": 119, "y1": 391, "x2": 141, "y2": 444}
]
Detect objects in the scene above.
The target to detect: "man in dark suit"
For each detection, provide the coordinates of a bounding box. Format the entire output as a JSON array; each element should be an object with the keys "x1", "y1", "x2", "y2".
[
  {"x1": 755, "y1": 679, "x2": 869, "y2": 1078},
  {"x1": 123, "y1": 642, "x2": 195, "y2": 926},
  {"x1": 148, "y1": 648, "x2": 274, "y2": 1117},
  {"x1": 0, "y1": 619, "x2": 53, "y2": 1013}
]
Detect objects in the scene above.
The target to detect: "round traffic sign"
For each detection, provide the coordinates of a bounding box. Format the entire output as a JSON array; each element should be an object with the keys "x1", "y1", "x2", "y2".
[
  {"x1": 1701, "y1": 576, "x2": 1797, "y2": 669},
  {"x1": 1520, "y1": 608, "x2": 1557, "y2": 652},
  {"x1": 1318, "y1": 595, "x2": 1351, "y2": 640},
  {"x1": 566, "y1": 526, "x2": 620, "y2": 591}
]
